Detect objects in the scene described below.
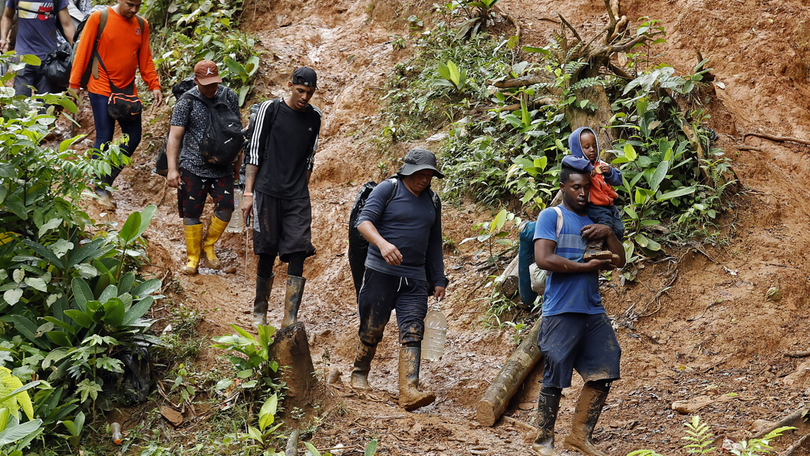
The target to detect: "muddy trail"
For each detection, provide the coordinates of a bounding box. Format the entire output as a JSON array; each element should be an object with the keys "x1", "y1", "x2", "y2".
[{"x1": 77, "y1": 0, "x2": 810, "y2": 454}]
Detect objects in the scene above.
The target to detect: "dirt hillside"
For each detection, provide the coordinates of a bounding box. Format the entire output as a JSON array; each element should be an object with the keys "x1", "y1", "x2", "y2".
[{"x1": 85, "y1": 0, "x2": 810, "y2": 454}]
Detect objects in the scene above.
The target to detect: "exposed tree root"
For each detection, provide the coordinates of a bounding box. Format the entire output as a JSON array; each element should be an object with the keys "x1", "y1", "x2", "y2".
[{"x1": 743, "y1": 132, "x2": 810, "y2": 146}]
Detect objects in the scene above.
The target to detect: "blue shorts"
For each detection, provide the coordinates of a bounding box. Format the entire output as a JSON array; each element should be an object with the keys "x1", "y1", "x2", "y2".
[
  {"x1": 538, "y1": 313, "x2": 621, "y2": 388},
  {"x1": 585, "y1": 203, "x2": 624, "y2": 239}
]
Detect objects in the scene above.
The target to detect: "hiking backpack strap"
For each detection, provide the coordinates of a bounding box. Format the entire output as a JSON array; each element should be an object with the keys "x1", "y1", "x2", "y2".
[
  {"x1": 551, "y1": 206, "x2": 563, "y2": 240},
  {"x1": 89, "y1": 8, "x2": 108, "y2": 81}
]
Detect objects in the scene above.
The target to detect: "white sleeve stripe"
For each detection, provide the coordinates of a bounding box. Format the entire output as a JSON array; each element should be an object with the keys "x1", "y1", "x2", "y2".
[{"x1": 247, "y1": 100, "x2": 273, "y2": 166}]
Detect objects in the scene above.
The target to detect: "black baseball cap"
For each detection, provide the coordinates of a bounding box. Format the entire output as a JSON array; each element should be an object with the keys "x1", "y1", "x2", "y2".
[
  {"x1": 396, "y1": 148, "x2": 444, "y2": 178},
  {"x1": 292, "y1": 67, "x2": 317, "y2": 89}
]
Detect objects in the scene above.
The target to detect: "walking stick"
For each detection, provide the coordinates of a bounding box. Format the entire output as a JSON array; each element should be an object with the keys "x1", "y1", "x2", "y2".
[{"x1": 245, "y1": 214, "x2": 251, "y2": 284}]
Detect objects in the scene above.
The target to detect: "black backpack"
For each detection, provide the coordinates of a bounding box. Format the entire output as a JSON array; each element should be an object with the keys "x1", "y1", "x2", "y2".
[
  {"x1": 183, "y1": 89, "x2": 244, "y2": 167},
  {"x1": 347, "y1": 177, "x2": 441, "y2": 297},
  {"x1": 153, "y1": 78, "x2": 197, "y2": 176}
]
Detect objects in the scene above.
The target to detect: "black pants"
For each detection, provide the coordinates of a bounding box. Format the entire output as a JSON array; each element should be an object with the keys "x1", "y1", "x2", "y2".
[{"x1": 357, "y1": 268, "x2": 429, "y2": 346}]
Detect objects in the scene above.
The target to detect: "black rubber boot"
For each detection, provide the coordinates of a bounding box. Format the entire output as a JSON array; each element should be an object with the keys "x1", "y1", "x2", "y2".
[
  {"x1": 252, "y1": 274, "x2": 274, "y2": 327},
  {"x1": 532, "y1": 390, "x2": 562, "y2": 456},
  {"x1": 281, "y1": 275, "x2": 306, "y2": 328},
  {"x1": 398, "y1": 344, "x2": 435, "y2": 411},
  {"x1": 350, "y1": 342, "x2": 377, "y2": 391},
  {"x1": 564, "y1": 382, "x2": 611, "y2": 456}
]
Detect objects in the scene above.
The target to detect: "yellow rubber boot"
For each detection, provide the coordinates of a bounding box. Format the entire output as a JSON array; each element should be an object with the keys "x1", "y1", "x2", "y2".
[
  {"x1": 183, "y1": 224, "x2": 203, "y2": 275},
  {"x1": 202, "y1": 215, "x2": 229, "y2": 269}
]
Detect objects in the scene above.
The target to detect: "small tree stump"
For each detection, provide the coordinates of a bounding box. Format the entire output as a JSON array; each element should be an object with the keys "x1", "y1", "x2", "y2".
[
  {"x1": 494, "y1": 255, "x2": 520, "y2": 298},
  {"x1": 269, "y1": 322, "x2": 316, "y2": 404}
]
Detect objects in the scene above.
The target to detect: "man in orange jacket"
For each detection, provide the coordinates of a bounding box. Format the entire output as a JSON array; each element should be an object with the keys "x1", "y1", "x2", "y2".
[{"x1": 68, "y1": 0, "x2": 162, "y2": 209}]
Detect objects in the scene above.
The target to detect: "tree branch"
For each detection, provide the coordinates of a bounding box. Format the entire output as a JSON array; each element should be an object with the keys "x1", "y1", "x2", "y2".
[{"x1": 557, "y1": 13, "x2": 583, "y2": 43}]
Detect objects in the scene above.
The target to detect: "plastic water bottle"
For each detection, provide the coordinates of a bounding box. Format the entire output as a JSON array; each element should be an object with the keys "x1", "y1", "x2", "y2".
[
  {"x1": 111, "y1": 422, "x2": 123, "y2": 445},
  {"x1": 225, "y1": 189, "x2": 245, "y2": 233},
  {"x1": 421, "y1": 303, "x2": 447, "y2": 361}
]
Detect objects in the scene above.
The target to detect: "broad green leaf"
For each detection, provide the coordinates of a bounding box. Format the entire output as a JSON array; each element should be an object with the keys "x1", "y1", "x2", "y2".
[
  {"x1": 37, "y1": 218, "x2": 62, "y2": 237},
  {"x1": 64, "y1": 310, "x2": 92, "y2": 328},
  {"x1": 3, "y1": 289, "x2": 22, "y2": 306},
  {"x1": 304, "y1": 442, "x2": 321, "y2": 456},
  {"x1": 365, "y1": 439, "x2": 378, "y2": 456},
  {"x1": 634, "y1": 233, "x2": 651, "y2": 248},
  {"x1": 102, "y1": 298, "x2": 125, "y2": 327},
  {"x1": 22, "y1": 239, "x2": 62, "y2": 266},
  {"x1": 623, "y1": 206, "x2": 639, "y2": 220},
  {"x1": 623, "y1": 240, "x2": 635, "y2": 260},
  {"x1": 648, "y1": 161, "x2": 669, "y2": 193},
  {"x1": 123, "y1": 296, "x2": 153, "y2": 325},
  {"x1": 230, "y1": 324, "x2": 257, "y2": 342},
  {"x1": 99, "y1": 285, "x2": 118, "y2": 304},
  {"x1": 137, "y1": 205, "x2": 157, "y2": 238},
  {"x1": 24, "y1": 277, "x2": 47, "y2": 293},
  {"x1": 45, "y1": 331, "x2": 72, "y2": 347},
  {"x1": 623, "y1": 143, "x2": 637, "y2": 161},
  {"x1": 119, "y1": 211, "x2": 142, "y2": 244},
  {"x1": 0, "y1": 418, "x2": 42, "y2": 445},
  {"x1": 247, "y1": 426, "x2": 262, "y2": 442},
  {"x1": 71, "y1": 278, "x2": 93, "y2": 312},
  {"x1": 50, "y1": 239, "x2": 73, "y2": 258},
  {"x1": 658, "y1": 186, "x2": 696, "y2": 201},
  {"x1": 131, "y1": 279, "x2": 161, "y2": 298}
]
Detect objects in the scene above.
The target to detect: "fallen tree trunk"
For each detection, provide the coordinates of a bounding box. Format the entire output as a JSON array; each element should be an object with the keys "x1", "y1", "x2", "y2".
[
  {"x1": 269, "y1": 322, "x2": 316, "y2": 405},
  {"x1": 477, "y1": 318, "x2": 543, "y2": 426}
]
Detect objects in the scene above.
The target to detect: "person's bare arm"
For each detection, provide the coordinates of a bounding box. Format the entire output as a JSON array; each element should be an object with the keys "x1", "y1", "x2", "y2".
[
  {"x1": 165, "y1": 125, "x2": 184, "y2": 188},
  {"x1": 57, "y1": 8, "x2": 75, "y2": 45},
  {"x1": 0, "y1": 8, "x2": 15, "y2": 52},
  {"x1": 535, "y1": 239, "x2": 612, "y2": 273},
  {"x1": 357, "y1": 220, "x2": 402, "y2": 266},
  {"x1": 241, "y1": 164, "x2": 258, "y2": 224}
]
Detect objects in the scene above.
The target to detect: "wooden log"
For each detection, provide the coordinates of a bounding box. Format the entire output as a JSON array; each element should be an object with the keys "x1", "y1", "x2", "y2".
[
  {"x1": 477, "y1": 318, "x2": 543, "y2": 426},
  {"x1": 285, "y1": 429, "x2": 300, "y2": 456},
  {"x1": 268, "y1": 322, "x2": 316, "y2": 405},
  {"x1": 494, "y1": 255, "x2": 520, "y2": 298}
]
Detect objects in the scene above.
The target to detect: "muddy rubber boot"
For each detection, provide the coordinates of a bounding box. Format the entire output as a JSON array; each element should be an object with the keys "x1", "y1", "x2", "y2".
[
  {"x1": 252, "y1": 274, "x2": 274, "y2": 327},
  {"x1": 398, "y1": 344, "x2": 436, "y2": 411},
  {"x1": 202, "y1": 215, "x2": 228, "y2": 269},
  {"x1": 532, "y1": 391, "x2": 562, "y2": 456},
  {"x1": 94, "y1": 187, "x2": 116, "y2": 210},
  {"x1": 583, "y1": 239, "x2": 613, "y2": 261},
  {"x1": 350, "y1": 342, "x2": 377, "y2": 391},
  {"x1": 182, "y1": 224, "x2": 203, "y2": 275},
  {"x1": 281, "y1": 275, "x2": 305, "y2": 328},
  {"x1": 563, "y1": 382, "x2": 611, "y2": 456}
]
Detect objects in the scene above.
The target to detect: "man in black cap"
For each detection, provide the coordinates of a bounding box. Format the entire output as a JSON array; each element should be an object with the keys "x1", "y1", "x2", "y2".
[
  {"x1": 349, "y1": 148, "x2": 448, "y2": 411},
  {"x1": 242, "y1": 66, "x2": 322, "y2": 328}
]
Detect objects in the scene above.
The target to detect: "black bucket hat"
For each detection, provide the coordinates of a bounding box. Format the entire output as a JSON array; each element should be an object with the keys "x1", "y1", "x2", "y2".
[{"x1": 396, "y1": 148, "x2": 444, "y2": 178}]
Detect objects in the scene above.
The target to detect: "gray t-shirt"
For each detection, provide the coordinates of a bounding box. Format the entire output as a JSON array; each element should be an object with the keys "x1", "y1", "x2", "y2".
[
  {"x1": 357, "y1": 178, "x2": 447, "y2": 287},
  {"x1": 171, "y1": 85, "x2": 240, "y2": 179}
]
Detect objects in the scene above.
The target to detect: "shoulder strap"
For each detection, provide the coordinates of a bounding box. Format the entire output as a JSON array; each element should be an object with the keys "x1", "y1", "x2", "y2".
[
  {"x1": 90, "y1": 8, "x2": 108, "y2": 81},
  {"x1": 552, "y1": 206, "x2": 563, "y2": 240},
  {"x1": 383, "y1": 177, "x2": 398, "y2": 208}
]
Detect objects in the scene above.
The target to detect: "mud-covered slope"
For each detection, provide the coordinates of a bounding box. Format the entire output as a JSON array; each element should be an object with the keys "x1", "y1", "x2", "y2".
[{"x1": 92, "y1": 0, "x2": 810, "y2": 454}]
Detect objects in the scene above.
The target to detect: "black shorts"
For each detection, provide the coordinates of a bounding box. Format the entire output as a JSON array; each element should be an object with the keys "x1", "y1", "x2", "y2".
[
  {"x1": 178, "y1": 168, "x2": 234, "y2": 219},
  {"x1": 538, "y1": 313, "x2": 621, "y2": 388},
  {"x1": 252, "y1": 192, "x2": 315, "y2": 261}
]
